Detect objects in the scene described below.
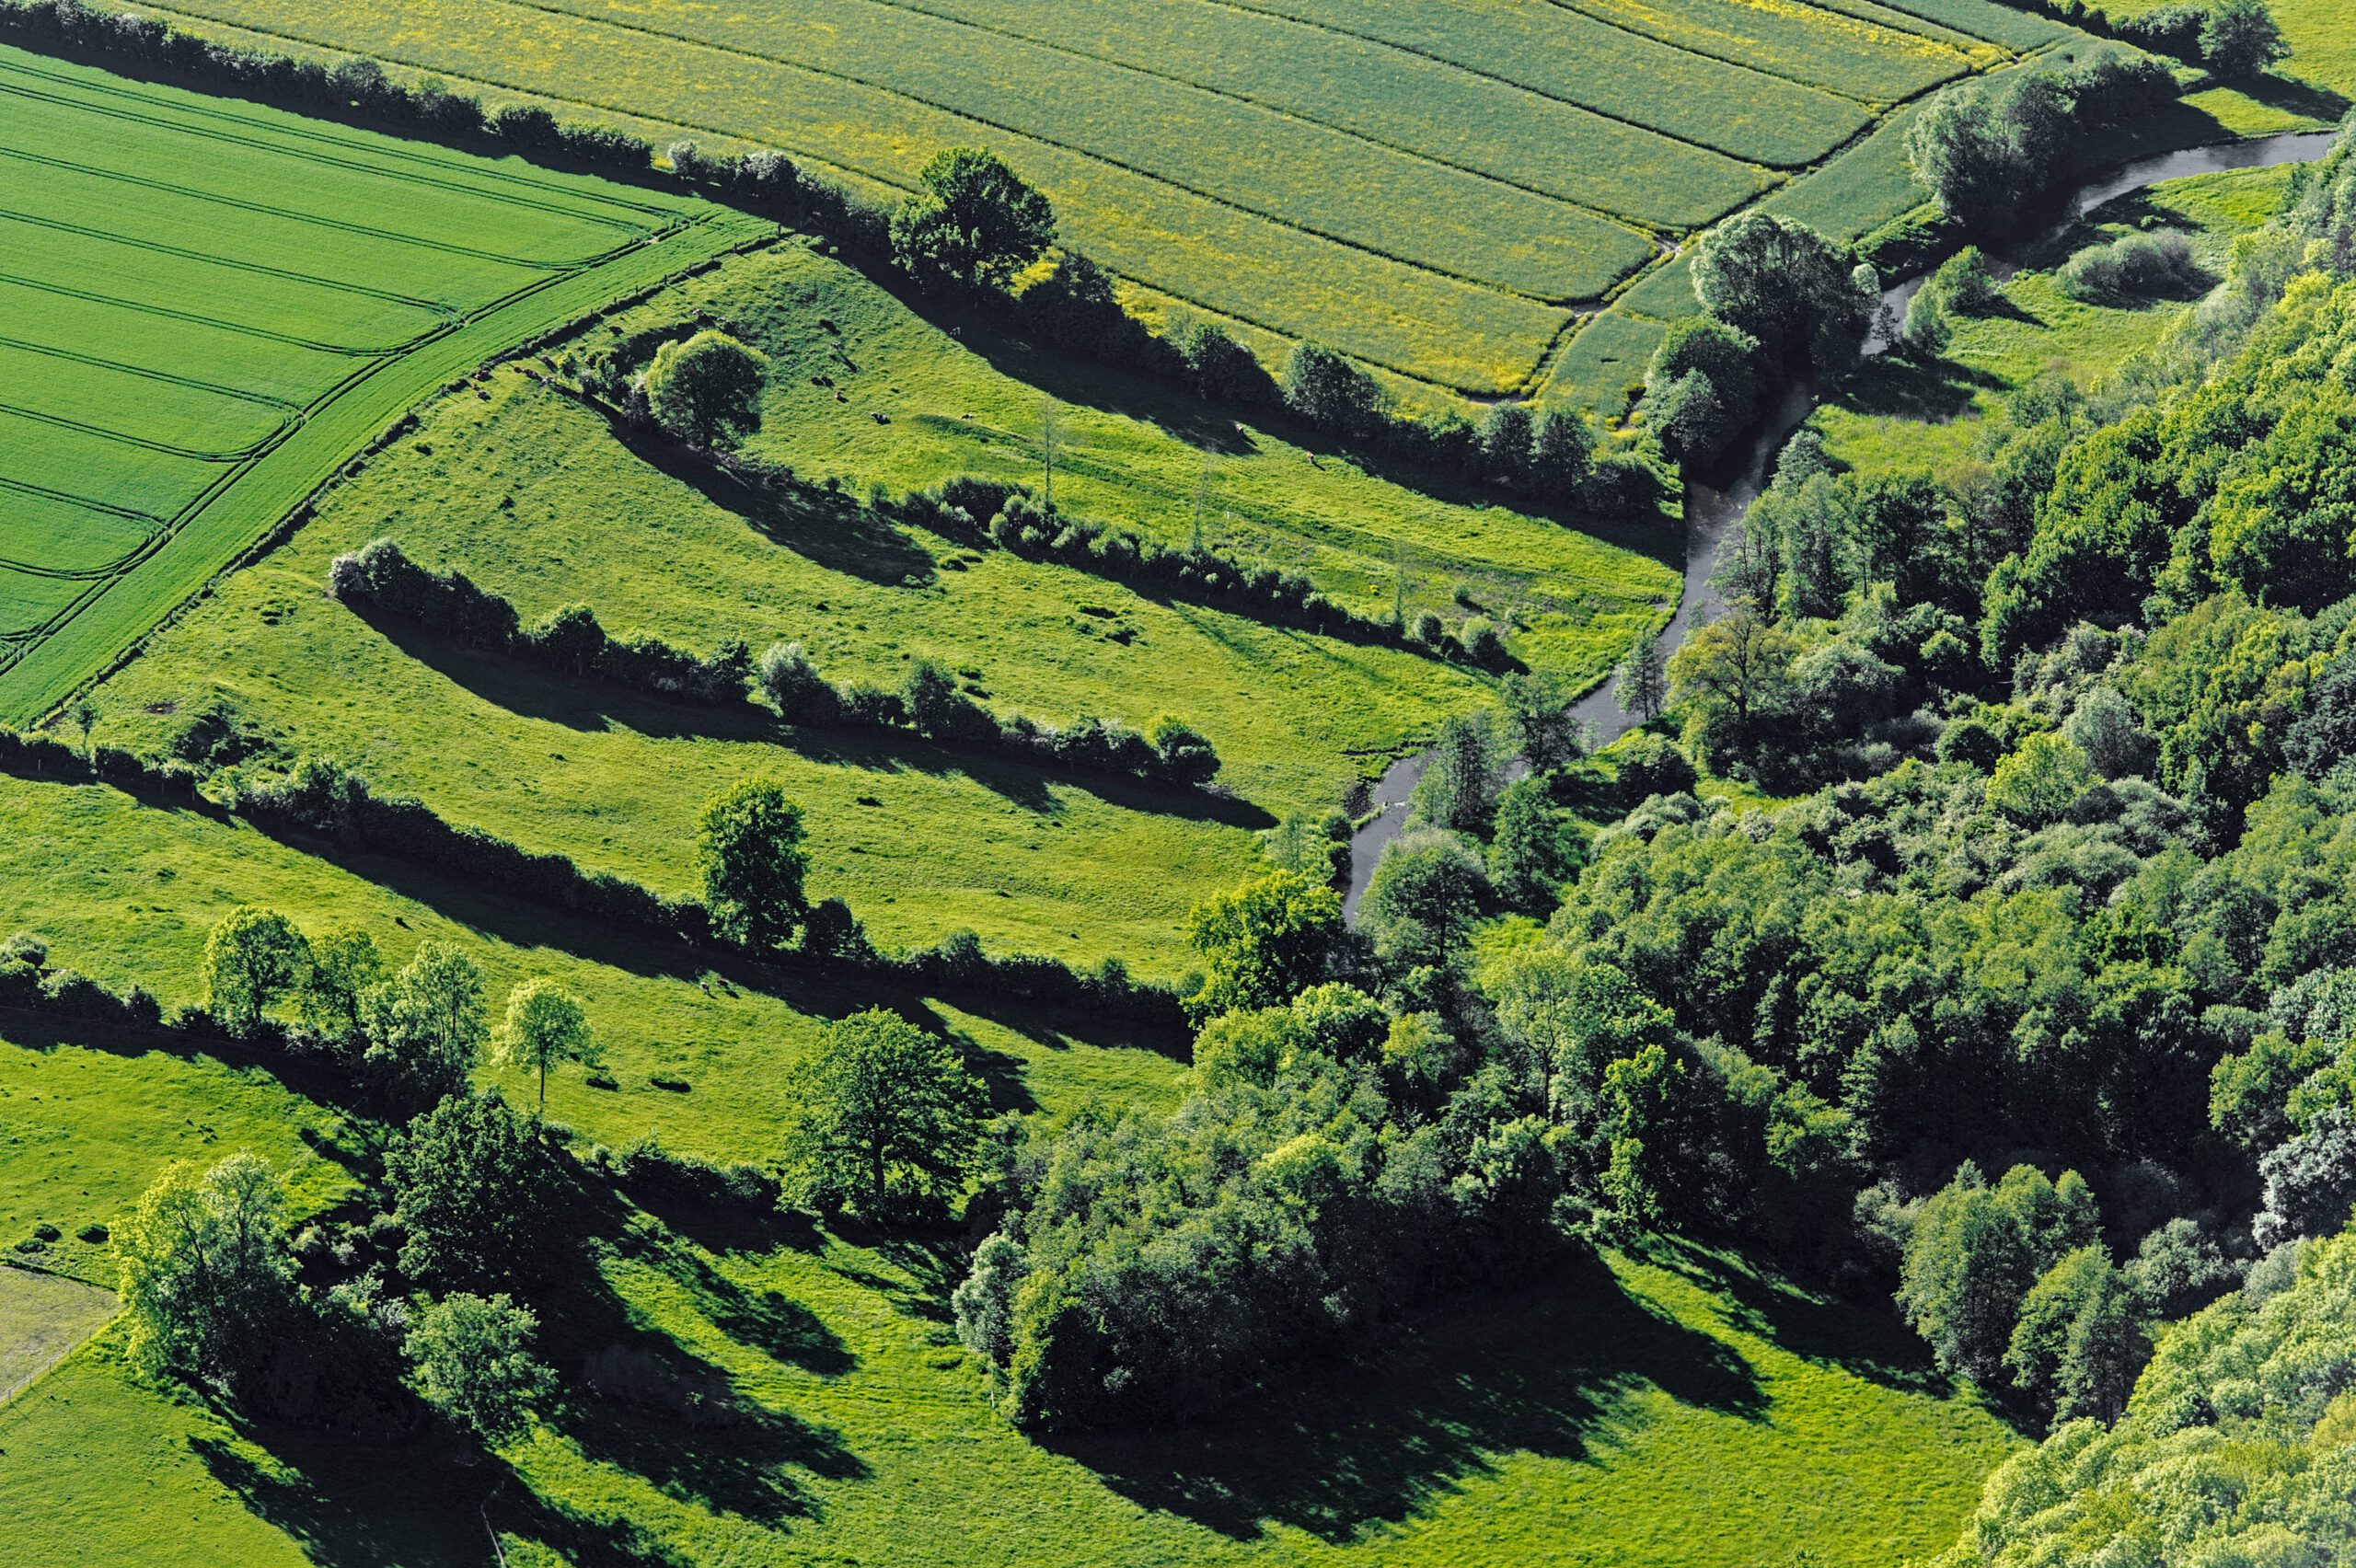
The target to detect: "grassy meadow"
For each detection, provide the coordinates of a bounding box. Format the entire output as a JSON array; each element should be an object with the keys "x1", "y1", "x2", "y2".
[
  {"x1": 0, "y1": 41, "x2": 767, "y2": 725},
  {"x1": 122, "y1": 0, "x2": 2041, "y2": 395},
  {"x1": 81, "y1": 241, "x2": 1676, "y2": 975}
]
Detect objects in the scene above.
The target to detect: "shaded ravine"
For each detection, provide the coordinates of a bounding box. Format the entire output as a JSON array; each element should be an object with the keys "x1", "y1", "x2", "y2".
[{"x1": 1345, "y1": 127, "x2": 2338, "y2": 918}]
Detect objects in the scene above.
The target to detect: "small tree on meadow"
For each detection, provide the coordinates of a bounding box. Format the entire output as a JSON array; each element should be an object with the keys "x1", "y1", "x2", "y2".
[
  {"x1": 780, "y1": 1009, "x2": 987, "y2": 1219},
  {"x1": 296, "y1": 928, "x2": 385, "y2": 1056},
  {"x1": 1282, "y1": 342, "x2": 1391, "y2": 437},
  {"x1": 889, "y1": 146, "x2": 1057, "y2": 289},
  {"x1": 2201, "y1": 0, "x2": 2288, "y2": 78},
  {"x1": 202, "y1": 905, "x2": 311, "y2": 1039},
  {"x1": 405, "y1": 1292, "x2": 554, "y2": 1446},
  {"x1": 116, "y1": 1151, "x2": 292, "y2": 1385},
  {"x1": 1530, "y1": 407, "x2": 1596, "y2": 499},
  {"x1": 494, "y1": 978, "x2": 598, "y2": 1117},
  {"x1": 644, "y1": 329, "x2": 768, "y2": 450},
  {"x1": 696, "y1": 778, "x2": 810, "y2": 951}
]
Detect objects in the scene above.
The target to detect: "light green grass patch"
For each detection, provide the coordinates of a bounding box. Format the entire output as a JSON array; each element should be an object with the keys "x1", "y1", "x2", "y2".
[
  {"x1": 0, "y1": 1265, "x2": 117, "y2": 1404},
  {"x1": 87, "y1": 242, "x2": 1675, "y2": 974}
]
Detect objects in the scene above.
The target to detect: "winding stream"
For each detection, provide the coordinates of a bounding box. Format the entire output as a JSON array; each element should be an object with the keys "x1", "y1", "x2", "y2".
[{"x1": 1343, "y1": 128, "x2": 2339, "y2": 919}]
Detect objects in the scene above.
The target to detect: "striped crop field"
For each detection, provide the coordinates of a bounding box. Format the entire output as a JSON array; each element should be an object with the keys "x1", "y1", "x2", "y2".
[
  {"x1": 0, "y1": 42, "x2": 769, "y2": 724},
  {"x1": 125, "y1": 0, "x2": 2038, "y2": 396}
]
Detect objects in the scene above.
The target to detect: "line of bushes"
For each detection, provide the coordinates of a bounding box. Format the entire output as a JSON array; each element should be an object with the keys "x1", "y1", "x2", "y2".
[
  {"x1": 326, "y1": 539, "x2": 1226, "y2": 788},
  {"x1": 888, "y1": 475, "x2": 1519, "y2": 668},
  {"x1": 0, "y1": 0, "x2": 1673, "y2": 514},
  {"x1": 0, "y1": 727, "x2": 1182, "y2": 1027}
]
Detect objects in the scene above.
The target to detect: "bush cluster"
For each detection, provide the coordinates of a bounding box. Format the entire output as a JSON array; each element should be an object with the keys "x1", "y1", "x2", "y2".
[{"x1": 329, "y1": 540, "x2": 752, "y2": 703}]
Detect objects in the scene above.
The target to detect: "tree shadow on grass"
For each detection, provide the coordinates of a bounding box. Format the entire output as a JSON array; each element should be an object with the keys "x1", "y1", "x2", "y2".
[
  {"x1": 355, "y1": 608, "x2": 1274, "y2": 831},
  {"x1": 1045, "y1": 1248, "x2": 1763, "y2": 1544},
  {"x1": 1830, "y1": 352, "x2": 2005, "y2": 426},
  {"x1": 0, "y1": 1003, "x2": 379, "y2": 1127},
  {"x1": 2240, "y1": 71, "x2": 2350, "y2": 124},
  {"x1": 193, "y1": 1430, "x2": 494, "y2": 1568},
  {"x1": 602, "y1": 415, "x2": 938, "y2": 588},
  {"x1": 1640, "y1": 1236, "x2": 1961, "y2": 1401}
]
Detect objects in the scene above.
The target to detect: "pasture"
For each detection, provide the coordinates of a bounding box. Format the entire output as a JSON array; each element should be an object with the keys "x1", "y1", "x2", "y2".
[
  {"x1": 0, "y1": 41, "x2": 768, "y2": 726},
  {"x1": 0, "y1": 1265, "x2": 116, "y2": 1406},
  {"x1": 121, "y1": 0, "x2": 2040, "y2": 394},
  {"x1": 82, "y1": 243, "x2": 1677, "y2": 974}
]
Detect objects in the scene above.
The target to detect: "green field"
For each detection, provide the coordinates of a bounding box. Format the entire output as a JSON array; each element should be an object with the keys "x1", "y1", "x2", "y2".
[
  {"x1": 121, "y1": 0, "x2": 2041, "y2": 394},
  {"x1": 79, "y1": 243, "x2": 1676, "y2": 974},
  {"x1": 0, "y1": 42, "x2": 769, "y2": 725}
]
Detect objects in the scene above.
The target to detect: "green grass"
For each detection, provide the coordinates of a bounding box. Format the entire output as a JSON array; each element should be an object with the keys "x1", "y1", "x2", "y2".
[
  {"x1": 0, "y1": 1265, "x2": 117, "y2": 1404},
  {"x1": 0, "y1": 42, "x2": 768, "y2": 726},
  {"x1": 122, "y1": 0, "x2": 2038, "y2": 394},
  {"x1": 83, "y1": 242, "x2": 1676, "y2": 975},
  {"x1": 1813, "y1": 163, "x2": 2295, "y2": 477}
]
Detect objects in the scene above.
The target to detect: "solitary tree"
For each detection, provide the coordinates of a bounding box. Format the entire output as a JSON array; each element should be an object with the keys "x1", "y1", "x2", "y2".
[
  {"x1": 2201, "y1": 0, "x2": 2288, "y2": 78},
  {"x1": 780, "y1": 1009, "x2": 987, "y2": 1218},
  {"x1": 386, "y1": 1091, "x2": 558, "y2": 1289},
  {"x1": 405, "y1": 1292, "x2": 554, "y2": 1446},
  {"x1": 1530, "y1": 406, "x2": 1596, "y2": 499},
  {"x1": 644, "y1": 329, "x2": 768, "y2": 449},
  {"x1": 889, "y1": 146, "x2": 1057, "y2": 289},
  {"x1": 1614, "y1": 628, "x2": 1669, "y2": 721},
  {"x1": 494, "y1": 979, "x2": 598, "y2": 1117},
  {"x1": 116, "y1": 1151, "x2": 291, "y2": 1384},
  {"x1": 364, "y1": 941, "x2": 488, "y2": 1113},
  {"x1": 1282, "y1": 342, "x2": 1391, "y2": 437},
  {"x1": 696, "y1": 778, "x2": 810, "y2": 951},
  {"x1": 1181, "y1": 870, "x2": 1345, "y2": 1022},
  {"x1": 202, "y1": 905, "x2": 311, "y2": 1040}
]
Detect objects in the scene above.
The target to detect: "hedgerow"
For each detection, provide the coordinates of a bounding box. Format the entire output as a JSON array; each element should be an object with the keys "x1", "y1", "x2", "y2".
[{"x1": 327, "y1": 539, "x2": 1226, "y2": 789}]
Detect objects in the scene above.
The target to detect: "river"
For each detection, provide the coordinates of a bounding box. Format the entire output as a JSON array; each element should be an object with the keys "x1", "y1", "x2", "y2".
[{"x1": 1342, "y1": 127, "x2": 2339, "y2": 919}]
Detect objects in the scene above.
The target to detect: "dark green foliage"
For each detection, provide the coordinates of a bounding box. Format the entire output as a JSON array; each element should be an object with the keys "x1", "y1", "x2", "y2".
[
  {"x1": 779, "y1": 1009, "x2": 987, "y2": 1220},
  {"x1": 695, "y1": 778, "x2": 809, "y2": 951},
  {"x1": 1692, "y1": 213, "x2": 1873, "y2": 376},
  {"x1": 1282, "y1": 342, "x2": 1392, "y2": 438},
  {"x1": 1500, "y1": 671, "x2": 1582, "y2": 774},
  {"x1": 405, "y1": 1292, "x2": 553, "y2": 1446},
  {"x1": 2004, "y1": 1244, "x2": 2146, "y2": 1421},
  {"x1": 1361, "y1": 826, "x2": 1490, "y2": 969},
  {"x1": 1931, "y1": 245, "x2": 2001, "y2": 315},
  {"x1": 362, "y1": 941, "x2": 488, "y2": 1115},
  {"x1": 1260, "y1": 809, "x2": 1351, "y2": 886},
  {"x1": 889, "y1": 146, "x2": 1057, "y2": 289},
  {"x1": 1643, "y1": 317, "x2": 1762, "y2": 458},
  {"x1": 201, "y1": 905, "x2": 309, "y2": 1040},
  {"x1": 1898, "y1": 1162, "x2": 2099, "y2": 1382},
  {"x1": 2200, "y1": 0, "x2": 2289, "y2": 77},
  {"x1": 1906, "y1": 70, "x2": 2072, "y2": 230},
  {"x1": 115, "y1": 1152, "x2": 291, "y2": 1387},
  {"x1": 384, "y1": 1092, "x2": 559, "y2": 1290},
  {"x1": 1407, "y1": 712, "x2": 1503, "y2": 836},
  {"x1": 2058, "y1": 230, "x2": 2204, "y2": 302},
  {"x1": 1488, "y1": 774, "x2": 1591, "y2": 910},
  {"x1": 1531, "y1": 407, "x2": 1597, "y2": 500},
  {"x1": 643, "y1": 329, "x2": 767, "y2": 450},
  {"x1": 1176, "y1": 319, "x2": 1272, "y2": 403}
]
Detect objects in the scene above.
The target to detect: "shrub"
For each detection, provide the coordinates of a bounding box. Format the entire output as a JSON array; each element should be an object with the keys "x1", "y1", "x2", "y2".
[{"x1": 2059, "y1": 229, "x2": 2204, "y2": 301}]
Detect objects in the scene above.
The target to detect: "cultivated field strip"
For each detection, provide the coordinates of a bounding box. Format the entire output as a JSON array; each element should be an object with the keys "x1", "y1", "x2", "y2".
[
  {"x1": 1556, "y1": 0, "x2": 1999, "y2": 99},
  {"x1": 1213, "y1": 0, "x2": 1874, "y2": 166},
  {"x1": 0, "y1": 44, "x2": 764, "y2": 720},
  {"x1": 126, "y1": 0, "x2": 2028, "y2": 393},
  {"x1": 749, "y1": 0, "x2": 1769, "y2": 224}
]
